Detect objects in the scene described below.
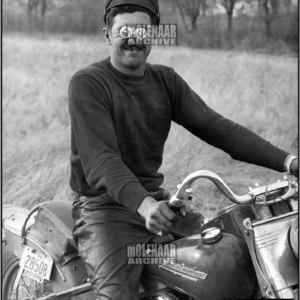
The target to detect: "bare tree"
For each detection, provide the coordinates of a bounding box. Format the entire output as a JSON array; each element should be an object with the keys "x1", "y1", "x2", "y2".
[
  {"x1": 176, "y1": 0, "x2": 205, "y2": 32},
  {"x1": 176, "y1": 0, "x2": 189, "y2": 32},
  {"x1": 13, "y1": 0, "x2": 68, "y2": 30},
  {"x1": 41, "y1": 0, "x2": 47, "y2": 17},
  {"x1": 220, "y1": 0, "x2": 237, "y2": 33},
  {"x1": 261, "y1": 0, "x2": 273, "y2": 39}
]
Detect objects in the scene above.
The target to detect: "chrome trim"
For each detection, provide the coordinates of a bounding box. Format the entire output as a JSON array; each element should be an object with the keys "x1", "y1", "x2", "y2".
[
  {"x1": 255, "y1": 229, "x2": 280, "y2": 249},
  {"x1": 159, "y1": 265, "x2": 199, "y2": 282},
  {"x1": 170, "y1": 170, "x2": 290, "y2": 206},
  {"x1": 252, "y1": 211, "x2": 298, "y2": 227},
  {"x1": 158, "y1": 259, "x2": 207, "y2": 282}
]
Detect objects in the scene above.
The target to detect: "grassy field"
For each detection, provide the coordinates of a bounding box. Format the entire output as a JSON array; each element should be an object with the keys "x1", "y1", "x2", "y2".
[{"x1": 3, "y1": 33, "x2": 298, "y2": 219}]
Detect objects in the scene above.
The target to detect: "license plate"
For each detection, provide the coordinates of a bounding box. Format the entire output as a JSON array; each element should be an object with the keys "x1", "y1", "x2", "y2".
[{"x1": 19, "y1": 245, "x2": 53, "y2": 283}]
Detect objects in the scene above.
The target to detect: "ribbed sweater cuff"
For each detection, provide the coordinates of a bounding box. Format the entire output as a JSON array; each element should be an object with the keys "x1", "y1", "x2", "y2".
[
  {"x1": 262, "y1": 144, "x2": 289, "y2": 173},
  {"x1": 118, "y1": 182, "x2": 151, "y2": 214}
]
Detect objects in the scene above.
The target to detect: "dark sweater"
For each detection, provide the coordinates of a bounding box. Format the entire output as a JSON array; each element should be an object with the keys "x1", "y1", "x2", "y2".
[{"x1": 68, "y1": 57, "x2": 288, "y2": 213}]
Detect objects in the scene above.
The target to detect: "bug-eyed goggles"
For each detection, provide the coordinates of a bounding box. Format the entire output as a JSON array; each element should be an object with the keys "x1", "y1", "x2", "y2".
[{"x1": 120, "y1": 26, "x2": 150, "y2": 40}]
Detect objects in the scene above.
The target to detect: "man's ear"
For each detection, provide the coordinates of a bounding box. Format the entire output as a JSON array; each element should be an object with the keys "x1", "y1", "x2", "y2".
[{"x1": 102, "y1": 27, "x2": 112, "y2": 45}]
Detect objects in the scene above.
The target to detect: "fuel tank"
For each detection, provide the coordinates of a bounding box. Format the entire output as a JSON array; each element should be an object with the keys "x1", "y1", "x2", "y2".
[{"x1": 144, "y1": 228, "x2": 256, "y2": 300}]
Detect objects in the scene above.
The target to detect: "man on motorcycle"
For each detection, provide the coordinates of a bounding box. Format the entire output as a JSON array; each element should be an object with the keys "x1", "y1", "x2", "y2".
[{"x1": 68, "y1": 0, "x2": 298, "y2": 299}]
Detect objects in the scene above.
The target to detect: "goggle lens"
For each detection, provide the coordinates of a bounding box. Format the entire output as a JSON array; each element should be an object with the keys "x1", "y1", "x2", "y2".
[
  {"x1": 120, "y1": 26, "x2": 133, "y2": 38},
  {"x1": 120, "y1": 26, "x2": 148, "y2": 40}
]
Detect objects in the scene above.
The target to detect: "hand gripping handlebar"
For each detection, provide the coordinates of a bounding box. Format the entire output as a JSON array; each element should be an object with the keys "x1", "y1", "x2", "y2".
[{"x1": 168, "y1": 170, "x2": 292, "y2": 208}]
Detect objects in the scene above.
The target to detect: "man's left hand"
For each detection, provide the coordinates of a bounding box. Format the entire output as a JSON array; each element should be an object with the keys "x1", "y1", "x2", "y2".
[{"x1": 291, "y1": 158, "x2": 298, "y2": 178}]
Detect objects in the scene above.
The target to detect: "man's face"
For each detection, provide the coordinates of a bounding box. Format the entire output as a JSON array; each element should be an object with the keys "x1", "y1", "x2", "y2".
[{"x1": 106, "y1": 12, "x2": 152, "y2": 75}]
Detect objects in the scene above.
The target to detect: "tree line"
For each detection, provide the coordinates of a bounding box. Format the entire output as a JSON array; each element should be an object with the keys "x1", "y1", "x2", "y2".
[
  {"x1": 176, "y1": 0, "x2": 296, "y2": 38},
  {"x1": 3, "y1": 0, "x2": 298, "y2": 54}
]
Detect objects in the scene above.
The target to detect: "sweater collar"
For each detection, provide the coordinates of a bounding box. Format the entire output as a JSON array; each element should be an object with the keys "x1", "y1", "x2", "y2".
[{"x1": 105, "y1": 57, "x2": 149, "y2": 82}]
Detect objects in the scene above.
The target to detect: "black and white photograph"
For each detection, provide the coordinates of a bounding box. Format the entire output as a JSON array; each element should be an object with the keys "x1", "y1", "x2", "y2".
[{"x1": 2, "y1": 0, "x2": 299, "y2": 299}]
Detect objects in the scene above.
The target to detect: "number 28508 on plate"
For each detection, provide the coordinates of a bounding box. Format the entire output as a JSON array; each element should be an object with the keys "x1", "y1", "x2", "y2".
[{"x1": 19, "y1": 245, "x2": 53, "y2": 283}]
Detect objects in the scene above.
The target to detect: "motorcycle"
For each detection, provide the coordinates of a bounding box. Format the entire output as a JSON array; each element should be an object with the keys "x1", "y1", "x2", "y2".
[{"x1": 2, "y1": 170, "x2": 298, "y2": 300}]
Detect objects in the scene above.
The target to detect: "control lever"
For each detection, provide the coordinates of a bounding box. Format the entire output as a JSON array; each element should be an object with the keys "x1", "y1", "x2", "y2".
[{"x1": 168, "y1": 186, "x2": 193, "y2": 213}]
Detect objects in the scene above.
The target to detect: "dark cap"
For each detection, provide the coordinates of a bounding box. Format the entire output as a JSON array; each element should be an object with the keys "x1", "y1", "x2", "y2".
[{"x1": 104, "y1": 0, "x2": 160, "y2": 25}]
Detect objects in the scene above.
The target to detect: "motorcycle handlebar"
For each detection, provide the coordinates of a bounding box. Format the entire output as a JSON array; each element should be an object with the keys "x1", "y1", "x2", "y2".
[{"x1": 168, "y1": 170, "x2": 293, "y2": 208}]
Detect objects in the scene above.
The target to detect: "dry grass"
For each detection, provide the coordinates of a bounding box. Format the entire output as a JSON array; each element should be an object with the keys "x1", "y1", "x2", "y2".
[{"x1": 3, "y1": 33, "x2": 298, "y2": 219}]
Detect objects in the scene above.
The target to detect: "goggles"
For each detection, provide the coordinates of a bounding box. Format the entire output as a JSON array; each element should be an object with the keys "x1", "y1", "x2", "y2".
[{"x1": 120, "y1": 26, "x2": 150, "y2": 40}]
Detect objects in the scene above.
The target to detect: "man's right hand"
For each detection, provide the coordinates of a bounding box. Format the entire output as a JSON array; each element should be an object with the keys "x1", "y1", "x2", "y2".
[{"x1": 137, "y1": 196, "x2": 180, "y2": 235}]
